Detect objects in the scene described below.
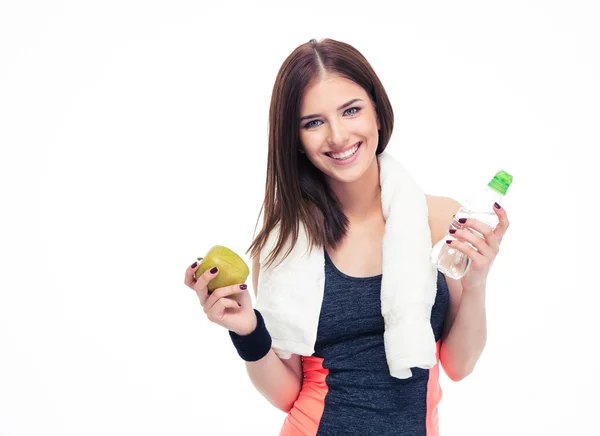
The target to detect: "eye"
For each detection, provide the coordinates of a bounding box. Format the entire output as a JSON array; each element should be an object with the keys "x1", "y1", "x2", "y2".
[
  {"x1": 303, "y1": 119, "x2": 323, "y2": 129},
  {"x1": 344, "y1": 107, "x2": 361, "y2": 116}
]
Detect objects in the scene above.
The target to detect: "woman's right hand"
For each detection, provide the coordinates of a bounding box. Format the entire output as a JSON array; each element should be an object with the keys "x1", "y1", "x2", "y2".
[{"x1": 183, "y1": 262, "x2": 257, "y2": 336}]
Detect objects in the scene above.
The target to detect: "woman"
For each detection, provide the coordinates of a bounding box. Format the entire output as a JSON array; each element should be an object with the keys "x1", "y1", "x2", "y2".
[{"x1": 184, "y1": 38, "x2": 510, "y2": 435}]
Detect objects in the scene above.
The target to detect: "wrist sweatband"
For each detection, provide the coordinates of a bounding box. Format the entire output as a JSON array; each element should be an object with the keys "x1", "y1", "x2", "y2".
[{"x1": 228, "y1": 309, "x2": 272, "y2": 362}]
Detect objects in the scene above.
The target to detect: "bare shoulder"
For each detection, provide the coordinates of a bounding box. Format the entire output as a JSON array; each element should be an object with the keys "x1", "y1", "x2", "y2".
[{"x1": 425, "y1": 194, "x2": 462, "y2": 246}]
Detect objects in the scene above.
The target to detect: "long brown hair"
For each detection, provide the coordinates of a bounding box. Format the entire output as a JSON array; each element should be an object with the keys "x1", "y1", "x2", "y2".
[{"x1": 246, "y1": 38, "x2": 394, "y2": 268}]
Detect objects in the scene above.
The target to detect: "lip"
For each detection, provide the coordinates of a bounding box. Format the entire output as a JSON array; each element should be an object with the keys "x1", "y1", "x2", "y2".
[
  {"x1": 325, "y1": 141, "x2": 361, "y2": 156},
  {"x1": 325, "y1": 141, "x2": 362, "y2": 166}
]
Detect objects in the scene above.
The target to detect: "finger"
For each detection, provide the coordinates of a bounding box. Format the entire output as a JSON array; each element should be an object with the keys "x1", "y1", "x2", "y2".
[
  {"x1": 184, "y1": 260, "x2": 202, "y2": 290},
  {"x1": 204, "y1": 284, "x2": 248, "y2": 313},
  {"x1": 236, "y1": 287, "x2": 253, "y2": 307},
  {"x1": 456, "y1": 217, "x2": 495, "y2": 239},
  {"x1": 194, "y1": 266, "x2": 220, "y2": 306},
  {"x1": 206, "y1": 297, "x2": 243, "y2": 324},
  {"x1": 492, "y1": 202, "x2": 510, "y2": 242},
  {"x1": 451, "y1": 227, "x2": 497, "y2": 258},
  {"x1": 456, "y1": 217, "x2": 498, "y2": 252},
  {"x1": 445, "y1": 238, "x2": 483, "y2": 267}
]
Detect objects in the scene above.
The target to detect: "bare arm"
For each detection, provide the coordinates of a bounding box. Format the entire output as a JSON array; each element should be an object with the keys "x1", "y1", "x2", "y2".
[
  {"x1": 439, "y1": 278, "x2": 486, "y2": 381},
  {"x1": 428, "y1": 195, "x2": 487, "y2": 381},
  {"x1": 243, "y1": 255, "x2": 303, "y2": 412}
]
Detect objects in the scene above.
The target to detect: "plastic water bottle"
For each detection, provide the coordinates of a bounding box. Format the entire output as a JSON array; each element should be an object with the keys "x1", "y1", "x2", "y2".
[{"x1": 430, "y1": 170, "x2": 513, "y2": 280}]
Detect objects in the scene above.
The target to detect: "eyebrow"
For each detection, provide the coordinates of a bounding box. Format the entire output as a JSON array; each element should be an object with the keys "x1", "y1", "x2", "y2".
[{"x1": 299, "y1": 98, "x2": 364, "y2": 122}]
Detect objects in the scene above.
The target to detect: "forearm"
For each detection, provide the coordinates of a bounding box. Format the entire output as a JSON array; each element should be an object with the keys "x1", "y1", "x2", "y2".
[
  {"x1": 244, "y1": 350, "x2": 302, "y2": 412},
  {"x1": 440, "y1": 287, "x2": 487, "y2": 381},
  {"x1": 231, "y1": 310, "x2": 301, "y2": 412}
]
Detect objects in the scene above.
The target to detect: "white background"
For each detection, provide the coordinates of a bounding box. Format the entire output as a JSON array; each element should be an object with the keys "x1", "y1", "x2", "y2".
[{"x1": 1, "y1": 1, "x2": 598, "y2": 435}]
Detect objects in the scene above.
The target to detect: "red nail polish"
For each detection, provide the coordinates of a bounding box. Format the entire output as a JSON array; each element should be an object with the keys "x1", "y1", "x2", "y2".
[
  {"x1": 494, "y1": 202, "x2": 502, "y2": 209},
  {"x1": 446, "y1": 240, "x2": 452, "y2": 244},
  {"x1": 210, "y1": 266, "x2": 218, "y2": 274},
  {"x1": 458, "y1": 218, "x2": 467, "y2": 224}
]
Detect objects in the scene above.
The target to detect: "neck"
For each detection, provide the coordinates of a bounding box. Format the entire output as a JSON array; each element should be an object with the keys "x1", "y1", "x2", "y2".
[{"x1": 327, "y1": 156, "x2": 382, "y2": 222}]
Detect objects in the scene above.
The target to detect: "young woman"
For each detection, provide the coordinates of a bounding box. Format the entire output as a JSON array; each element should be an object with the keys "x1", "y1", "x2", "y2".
[{"x1": 184, "y1": 38, "x2": 510, "y2": 435}]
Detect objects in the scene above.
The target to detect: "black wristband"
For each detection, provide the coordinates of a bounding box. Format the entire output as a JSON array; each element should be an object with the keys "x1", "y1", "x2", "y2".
[{"x1": 228, "y1": 309, "x2": 272, "y2": 362}]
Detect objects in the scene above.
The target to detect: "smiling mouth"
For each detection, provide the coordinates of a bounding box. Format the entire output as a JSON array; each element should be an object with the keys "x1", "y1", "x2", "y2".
[{"x1": 325, "y1": 142, "x2": 362, "y2": 160}]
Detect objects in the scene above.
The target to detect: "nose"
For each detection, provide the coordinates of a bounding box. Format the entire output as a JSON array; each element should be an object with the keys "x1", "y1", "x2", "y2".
[{"x1": 327, "y1": 118, "x2": 350, "y2": 148}]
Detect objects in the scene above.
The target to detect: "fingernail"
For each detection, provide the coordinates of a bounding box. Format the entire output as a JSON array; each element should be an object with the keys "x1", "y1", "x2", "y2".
[
  {"x1": 449, "y1": 229, "x2": 456, "y2": 234},
  {"x1": 238, "y1": 302, "x2": 242, "y2": 307},
  {"x1": 210, "y1": 266, "x2": 218, "y2": 274},
  {"x1": 494, "y1": 202, "x2": 502, "y2": 209},
  {"x1": 458, "y1": 218, "x2": 467, "y2": 224},
  {"x1": 446, "y1": 240, "x2": 452, "y2": 244},
  {"x1": 240, "y1": 284, "x2": 247, "y2": 290},
  {"x1": 190, "y1": 262, "x2": 198, "y2": 269}
]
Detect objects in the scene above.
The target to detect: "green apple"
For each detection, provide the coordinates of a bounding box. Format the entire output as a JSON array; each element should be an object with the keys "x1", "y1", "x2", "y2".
[{"x1": 194, "y1": 245, "x2": 250, "y2": 293}]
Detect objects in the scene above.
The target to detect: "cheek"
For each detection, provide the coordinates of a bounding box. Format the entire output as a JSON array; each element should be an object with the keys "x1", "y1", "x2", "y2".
[
  {"x1": 350, "y1": 112, "x2": 377, "y2": 133},
  {"x1": 364, "y1": 113, "x2": 379, "y2": 131},
  {"x1": 300, "y1": 130, "x2": 325, "y2": 153}
]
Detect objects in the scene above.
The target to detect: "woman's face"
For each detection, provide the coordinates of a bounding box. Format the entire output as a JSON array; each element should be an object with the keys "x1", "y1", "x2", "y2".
[{"x1": 298, "y1": 73, "x2": 380, "y2": 185}]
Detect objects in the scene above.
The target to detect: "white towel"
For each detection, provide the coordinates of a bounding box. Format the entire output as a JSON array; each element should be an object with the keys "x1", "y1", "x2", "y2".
[{"x1": 254, "y1": 151, "x2": 438, "y2": 379}]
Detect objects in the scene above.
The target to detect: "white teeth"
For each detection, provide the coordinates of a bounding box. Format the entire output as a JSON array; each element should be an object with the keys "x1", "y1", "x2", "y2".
[{"x1": 329, "y1": 143, "x2": 359, "y2": 160}]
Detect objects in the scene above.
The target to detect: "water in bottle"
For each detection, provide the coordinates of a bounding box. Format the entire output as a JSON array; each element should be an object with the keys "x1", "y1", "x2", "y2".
[{"x1": 430, "y1": 170, "x2": 513, "y2": 280}]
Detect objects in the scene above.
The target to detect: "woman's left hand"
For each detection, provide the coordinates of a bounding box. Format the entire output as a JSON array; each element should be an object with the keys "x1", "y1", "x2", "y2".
[{"x1": 447, "y1": 203, "x2": 510, "y2": 291}]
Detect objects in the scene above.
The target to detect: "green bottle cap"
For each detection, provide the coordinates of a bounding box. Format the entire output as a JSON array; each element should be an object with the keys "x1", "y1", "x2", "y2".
[{"x1": 488, "y1": 170, "x2": 513, "y2": 195}]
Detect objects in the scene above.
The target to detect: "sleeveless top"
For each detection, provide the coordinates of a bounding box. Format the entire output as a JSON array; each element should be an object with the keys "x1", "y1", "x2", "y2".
[{"x1": 280, "y1": 250, "x2": 450, "y2": 436}]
